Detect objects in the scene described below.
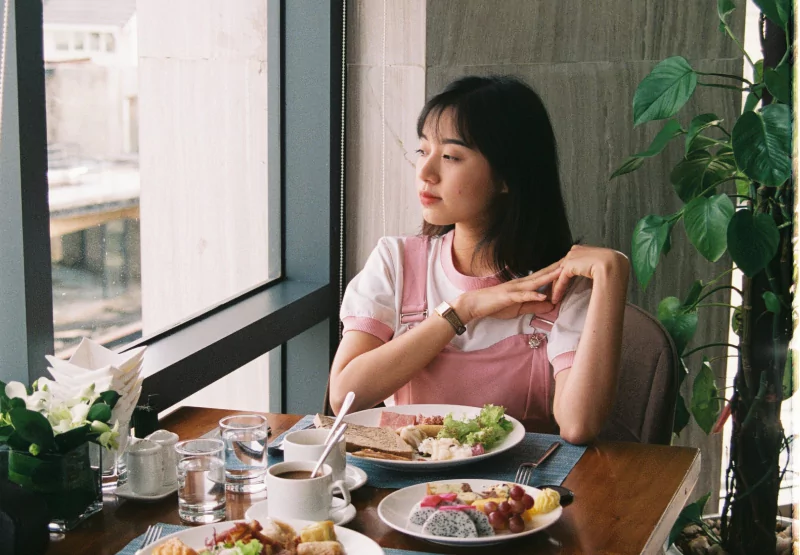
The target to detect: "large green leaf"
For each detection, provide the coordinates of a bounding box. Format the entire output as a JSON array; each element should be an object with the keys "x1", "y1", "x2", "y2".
[
  {"x1": 687, "y1": 135, "x2": 721, "y2": 153},
  {"x1": 9, "y1": 408, "x2": 54, "y2": 454},
  {"x1": 753, "y1": 0, "x2": 790, "y2": 28},
  {"x1": 611, "y1": 120, "x2": 684, "y2": 178},
  {"x1": 685, "y1": 114, "x2": 722, "y2": 154},
  {"x1": 763, "y1": 291, "x2": 781, "y2": 314},
  {"x1": 732, "y1": 104, "x2": 792, "y2": 186},
  {"x1": 692, "y1": 358, "x2": 721, "y2": 434},
  {"x1": 87, "y1": 403, "x2": 112, "y2": 423},
  {"x1": 53, "y1": 424, "x2": 90, "y2": 454},
  {"x1": 669, "y1": 492, "x2": 711, "y2": 546},
  {"x1": 764, "y1": 64, "x2": 790, "y2": 104},
  {"x1": 658, "y1": 297, "x2": 698, "y2": 355},
  {"x1": 97, "y1": 390, "x2": 121, "y2": 410},
  {"x1": 632, "y1": 215, "x2": 672, "y2": 289},
  {"x1": 682, "y1": 280, "x2": 705, "y2": 308},
  {"x1": 727, "y1": 209, "x2": 780, "y2": 277},
  {"x1": 673, "y1": 393, "x2": 691, "y2": 436},
  {"x1": 633, "y1": 57, "x2": 697, "y2": 126},
  {"x1": 743, "y1": 92, "x2": 760, "y2": 113},
  {"x1": 683, "y1": 194, "x2": 735, "y2": 262},
  {"x1": 670, "y1": 150, "x2": 735, "y2": 202}
]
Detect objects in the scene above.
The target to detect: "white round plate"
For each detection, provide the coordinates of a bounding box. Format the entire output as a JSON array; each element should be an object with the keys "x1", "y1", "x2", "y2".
[
  {"x1": 345, "y1": 464, "x2": 368, "y2": 491},
  {"x1": 378, "y1": 478, "x2": 562, "y2": 546},
  {"x1": 343, "y1": 404, "x2": 525, "y2": 471},
  {"x1": 136, "y1": 517, "x2": 381, "y2": 555},
  {"x1": 245, "y1": 497, "x2": 357, "y2": 527},
  {"x1": 115, "y1": 481, "x2": 178, "y2": 502}
]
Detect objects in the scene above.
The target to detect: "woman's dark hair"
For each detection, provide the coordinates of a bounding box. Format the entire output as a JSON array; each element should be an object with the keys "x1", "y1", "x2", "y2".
[{"x1": 417, "y1": 75, "x2": 573, "y2": 280}]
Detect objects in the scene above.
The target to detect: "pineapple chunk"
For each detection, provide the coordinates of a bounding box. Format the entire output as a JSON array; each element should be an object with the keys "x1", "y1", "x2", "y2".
[{"x1": 300, "y1": 520, "x2": 336, "y2": 542}]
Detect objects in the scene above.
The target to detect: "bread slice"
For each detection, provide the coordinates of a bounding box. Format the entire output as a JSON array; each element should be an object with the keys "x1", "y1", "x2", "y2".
[
  {"x1": 351, "y1": 449, "x2": 413, "y2": 461},
  {"x1": 314, "y1": 414, "x2": 414, "y2": 459}
]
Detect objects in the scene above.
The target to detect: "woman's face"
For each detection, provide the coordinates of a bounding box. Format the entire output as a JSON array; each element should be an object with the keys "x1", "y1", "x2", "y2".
[{"x1": 415, "y1": 109, "x2": 504, "y2": 229}]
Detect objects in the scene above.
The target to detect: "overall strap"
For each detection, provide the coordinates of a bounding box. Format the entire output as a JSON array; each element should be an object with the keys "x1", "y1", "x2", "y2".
[{"x1": 400, "y1": 235, "x2": 430, "y2": 324}]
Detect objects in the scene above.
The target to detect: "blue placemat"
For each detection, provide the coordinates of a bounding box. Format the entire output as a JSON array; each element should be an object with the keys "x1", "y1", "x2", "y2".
[
  {"x1": 116, "y1": 522, "x2": 433, "y2": 554},
  {"x1": 262, "y1": 416, "x2": 586, "y2": 490}
]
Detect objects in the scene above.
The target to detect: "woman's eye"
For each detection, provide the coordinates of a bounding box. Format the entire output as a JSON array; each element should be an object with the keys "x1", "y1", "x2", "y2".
[
  {"x1": 443, "y1": 154, "x2": 459, "y2": 161},
  {"x1": 415, "y1": 148, "x2": 426, "y2": 156}
]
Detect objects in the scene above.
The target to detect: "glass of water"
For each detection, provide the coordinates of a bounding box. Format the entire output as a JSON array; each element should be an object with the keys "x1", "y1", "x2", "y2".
[
  {"x1": 175, "y1": 438, "x2": 226, "y2": 524},
  {"x1": 219, "y1": 414, "x2": 269, "y2": 493}
]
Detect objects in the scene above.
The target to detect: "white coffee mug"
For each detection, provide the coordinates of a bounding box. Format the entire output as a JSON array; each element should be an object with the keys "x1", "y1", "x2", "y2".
[
  {"x1": 126, "y1": 439, "x2": 163, "y2": 496},
  {"x1": 145, "y1": 429, "x2": 179, "y2": 487},
  {"x1": 283, "y1": 429, "x2": 346, "y2": 484},
  {"x1": 266, "y1": 461, "x2": 351, "y2": 522}
]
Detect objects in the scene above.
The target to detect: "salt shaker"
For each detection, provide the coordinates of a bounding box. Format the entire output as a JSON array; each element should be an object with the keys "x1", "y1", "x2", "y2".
[
  {"x1": 126, "y1": 440, "x2": 163, "y2": 495},
  {"x1": 145, "y1": 430, "x2": 180, "y2": 487}
]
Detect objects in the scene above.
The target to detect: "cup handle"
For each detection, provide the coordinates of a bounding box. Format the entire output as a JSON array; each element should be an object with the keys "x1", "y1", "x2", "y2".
[{"x1": 329, "y1": 479, "x2": 351, "y2": 510}]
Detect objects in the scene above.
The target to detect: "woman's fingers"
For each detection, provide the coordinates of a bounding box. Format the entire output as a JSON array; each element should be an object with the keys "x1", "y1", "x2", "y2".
[
  {"x1": 550, "y1": 268, "x2": 574, "y2": 304},
  {"x1": 517, "y1": 300, "x2": 555, "y2": 316}
]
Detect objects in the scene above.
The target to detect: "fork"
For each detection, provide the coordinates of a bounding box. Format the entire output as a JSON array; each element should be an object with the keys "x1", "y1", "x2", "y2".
[
  {"x1": 514, "y1": 441, "x2": 561, "y2": 486},
  {"x1": 140, "y1": 524, "x2": 163, "y2": 550}
]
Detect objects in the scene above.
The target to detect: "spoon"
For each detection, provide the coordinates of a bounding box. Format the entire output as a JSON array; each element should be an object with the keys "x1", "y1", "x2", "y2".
[
  {"x1": 325, "y1": 390, "x2": 355, "y2": 445},
  {"x1": 311, "y1": 423, "x2": 348, "y2": 478}
]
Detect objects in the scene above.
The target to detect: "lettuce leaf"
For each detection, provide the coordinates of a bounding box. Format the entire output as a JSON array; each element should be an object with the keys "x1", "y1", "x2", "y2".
[{"x1": 437, "y1": 404, "x2": 512, "y2": 449}]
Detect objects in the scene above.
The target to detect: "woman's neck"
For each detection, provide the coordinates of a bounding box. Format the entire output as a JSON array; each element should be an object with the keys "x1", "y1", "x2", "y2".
[{"x1": 451, "y1": 225, "x2": 496, "y2": 277}]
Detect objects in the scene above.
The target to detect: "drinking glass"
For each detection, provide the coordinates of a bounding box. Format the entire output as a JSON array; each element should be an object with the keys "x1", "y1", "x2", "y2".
[
  {"x1": 175, "y1": 438, "x2": 226, "y2": 524},
  {"x1": 219, "y1": 414, "x2": 269, "y2": 493}
]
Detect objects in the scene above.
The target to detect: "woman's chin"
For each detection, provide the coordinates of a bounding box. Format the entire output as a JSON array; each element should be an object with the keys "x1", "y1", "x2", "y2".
[{"x1": 421, "y1": 210, "x2": 452, "y2": 227}]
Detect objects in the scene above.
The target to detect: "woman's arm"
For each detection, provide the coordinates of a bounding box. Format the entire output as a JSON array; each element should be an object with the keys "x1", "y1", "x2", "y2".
[
  {"x1": 551, "y1": 246, "x2": 630, "y2": 444},
  {"x1": 329, "y1": 264, "x2": 563, "y2": 413}
]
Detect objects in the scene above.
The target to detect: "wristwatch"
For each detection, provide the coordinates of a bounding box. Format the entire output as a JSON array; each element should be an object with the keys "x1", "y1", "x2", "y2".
[{"x1": 434, "y1": 301, "x2": 467, "y2": 335}]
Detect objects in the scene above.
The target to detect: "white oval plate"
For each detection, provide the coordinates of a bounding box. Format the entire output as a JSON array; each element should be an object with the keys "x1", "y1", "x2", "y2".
[
  {"x1": 136, "y1": 518, "x2": 382, "y2": 555},
  {"x1": 343, "y1": 404, "x2": 525, "y2": 471},
  {"x1": 378, "y1": 478, "x2": 562, "y2": 547}
]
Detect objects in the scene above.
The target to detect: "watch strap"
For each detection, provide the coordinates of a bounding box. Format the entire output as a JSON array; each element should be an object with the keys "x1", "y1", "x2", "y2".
[{"x1": 435, "y1": 302, "x2": 467, "y2": 335}]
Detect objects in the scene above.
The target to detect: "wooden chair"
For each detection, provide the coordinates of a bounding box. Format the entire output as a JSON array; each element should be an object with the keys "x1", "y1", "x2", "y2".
[{"x1": 598, "y1": 303, "x2": 680, "y2": 445}]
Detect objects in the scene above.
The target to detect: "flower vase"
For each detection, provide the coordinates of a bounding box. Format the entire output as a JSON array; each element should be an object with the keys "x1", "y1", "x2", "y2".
[{"x1": 6, "y1": 442, "x2": 103, "y2": 532}]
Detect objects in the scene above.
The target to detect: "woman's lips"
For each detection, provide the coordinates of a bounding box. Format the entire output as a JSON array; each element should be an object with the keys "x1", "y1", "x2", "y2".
[{"x1": 419, "y1": 192, "x2": 441, "y2": 206}]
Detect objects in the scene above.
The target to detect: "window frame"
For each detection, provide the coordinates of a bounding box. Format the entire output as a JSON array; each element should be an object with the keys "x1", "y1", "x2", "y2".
[{"x1": 2, "y1": 0, "x2": 345, "y2": 415}]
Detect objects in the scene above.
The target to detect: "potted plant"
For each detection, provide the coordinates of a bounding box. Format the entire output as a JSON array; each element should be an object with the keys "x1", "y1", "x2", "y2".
[
  {"x1": 0, "y1": 378, "x2": 121, "y2": 531},
  {"x1": 611, "y1": 1, "x2": 793, "y2": 553}
]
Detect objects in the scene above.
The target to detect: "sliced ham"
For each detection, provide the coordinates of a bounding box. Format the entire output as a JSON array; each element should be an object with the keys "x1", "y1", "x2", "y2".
[{"x1": 378, "y1": 411, "x2": 417, "y2": 430}]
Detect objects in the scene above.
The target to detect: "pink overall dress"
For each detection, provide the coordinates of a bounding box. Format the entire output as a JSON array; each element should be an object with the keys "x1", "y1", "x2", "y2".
[{"x1": 392, "y1": 236, "x2": 561, "y2": 434}]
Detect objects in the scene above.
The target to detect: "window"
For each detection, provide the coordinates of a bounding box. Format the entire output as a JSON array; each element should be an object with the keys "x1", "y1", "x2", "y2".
[
  {"x1": 89, "y1": 32, "x2": 101, "y2": 51},
  {"x1": 2, "y1": 0, "x2": 344, "y2": 416},
  {"x1": 74, "y1": 33, "x2": 84, "y2": 51},
  {"x1": 54, "y1": 31, "x2": 69, "y2": 51},
  {"x1": 104, "y1": 33, "x2": 115, "y2": 53}
]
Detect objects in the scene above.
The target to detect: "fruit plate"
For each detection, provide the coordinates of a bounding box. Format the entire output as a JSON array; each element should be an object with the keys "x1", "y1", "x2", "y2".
[
  {"x1": 377, "y1": 479, "x2": 562, "y2": 547},
  {"x1": 343, "y1": 404, "x2": 525, "y2": 471},
  {"x1": 135, "y1": 518, "x2": 383, "y2": 554}
]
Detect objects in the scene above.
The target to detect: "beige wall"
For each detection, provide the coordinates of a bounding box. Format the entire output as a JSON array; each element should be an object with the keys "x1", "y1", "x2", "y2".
[
  {"x1": 138, "y1": 0, "x2": 272, "y2": 411},
  {"x1": 345, "y1": 0, "x2": 746, "y2": 508}
]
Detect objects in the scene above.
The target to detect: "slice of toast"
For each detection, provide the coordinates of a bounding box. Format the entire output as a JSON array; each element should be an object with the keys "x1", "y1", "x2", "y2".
[
  {"x1": 350, "y1": 449, "x2": 413, "y2": 461},
  {"x1": 314, "y1": 414, "x2": 414, "y2": 459}
]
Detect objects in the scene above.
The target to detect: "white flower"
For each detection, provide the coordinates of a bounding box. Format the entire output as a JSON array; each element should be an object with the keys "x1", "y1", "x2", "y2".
[
  {"x1": 4, "y1": 382, "x2": 28, "y2": 401},
  {"x1": 5, "y1": 381, "x2": 52, "y2": 411}
]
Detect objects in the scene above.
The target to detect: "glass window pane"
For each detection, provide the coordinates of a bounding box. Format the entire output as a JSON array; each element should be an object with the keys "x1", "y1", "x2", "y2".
[
  {"x1": 54, "y1": 31, "x2": 69, "y2": 51},
  {"x1": 74, "y1": 33, "x2": 85, "y2": 51},
  {"x1": 89, "y1": 32, "x2": 101, "y2": 51}
]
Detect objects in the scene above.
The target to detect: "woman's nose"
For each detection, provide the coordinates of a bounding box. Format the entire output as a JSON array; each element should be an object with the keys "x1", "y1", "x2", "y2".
[{"x1": 417, "y1": 155, "x2": 439, "y2": 184}]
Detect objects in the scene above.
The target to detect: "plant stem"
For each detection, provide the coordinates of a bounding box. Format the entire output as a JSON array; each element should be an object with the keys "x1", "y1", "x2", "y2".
[
  {"x1": 683, "y1": 343, "x2": 741, "y2": 357},
  {"x1": 695, "y1": 284, "x2": 744, "y2": 305},
  {"x1": 698, "y1": 82, "x2": 748, "y2": 92},
  {"x1": 724, "y1": 23, "x2": 756, "y2": 70},
  {"x1": 741, "y1": 371, "x2": 767, "y2": 430},
  {"x1": 697, "y1": 303, "x2": 739, "y2": 310},
  {"x1": 706, "y1": 267, "x2": 736, "y2": 287},
  {"x1": 696, "y1": 71, "x2": 753, "y2": 85}
]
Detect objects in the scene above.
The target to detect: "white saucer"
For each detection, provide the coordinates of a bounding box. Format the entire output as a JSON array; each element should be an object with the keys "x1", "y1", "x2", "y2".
[
  {"x1": 345, "y1": 464, "x2": 367, "y2": 491},
  {"x1": 245, "y1": 497, "x2": 357, "y2": 527},
  {"x1": 115, "y1": 481, "x2": 178, "y2": 501}
]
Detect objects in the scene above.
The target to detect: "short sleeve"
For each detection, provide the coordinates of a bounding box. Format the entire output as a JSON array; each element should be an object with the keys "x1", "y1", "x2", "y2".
[
  {"x1": 548, "y1": 277, "x2": 592, "y2": 377},
  {"x1": 340, "y1": 238, "x2": 397, "y2": 343}
]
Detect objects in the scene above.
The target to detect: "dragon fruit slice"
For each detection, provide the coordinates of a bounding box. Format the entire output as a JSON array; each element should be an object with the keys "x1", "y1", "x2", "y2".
[
  {"x1": 421, "y1": 509, "x2": 478, "y2": 538},
  {"x1": 462, "y1": 507, "x2": 495, "y2": 537},
  {"x1": 408, "y1": 501, "x2": 437, "y2": 526}
]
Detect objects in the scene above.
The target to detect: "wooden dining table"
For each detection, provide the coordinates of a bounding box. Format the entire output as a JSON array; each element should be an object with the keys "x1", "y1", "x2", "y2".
[{"x1": 45, "y1": 407, "x2": 701, "y2": 555}]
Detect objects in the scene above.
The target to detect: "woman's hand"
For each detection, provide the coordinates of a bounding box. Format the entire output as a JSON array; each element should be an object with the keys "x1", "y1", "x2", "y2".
[
  {"x1": 551, "y1": 245, "x2": 630, "y2": 304},
  {"x1": 452, "y1": 262, "x2": 562, "y2": 323}
]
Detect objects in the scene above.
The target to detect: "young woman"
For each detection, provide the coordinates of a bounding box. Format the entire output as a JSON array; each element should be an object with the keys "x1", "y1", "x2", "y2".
[{"x1": 330, "y1": 76, "x2": 629, "y2": 444}]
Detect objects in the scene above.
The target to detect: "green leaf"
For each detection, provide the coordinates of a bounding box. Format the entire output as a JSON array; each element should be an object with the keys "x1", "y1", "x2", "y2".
[
  {"x1": 731, "y1": 306, "x2": 743, "y2": 336},
  {"x1": 8, "y1": 397, "x2": 25, "y2": 411},
  {"x1": 673, "y1": 393, "x2": 691, "y2": 436},
  {"x1": 670, "y1": 150, "x2": 735, "y2": 203},
  {"x1": 732, "y1": 104, "x2": 792, "y2": 186},
  {"x1": 735, "y1": 176, "x2": 752, "y2": 197},
  {"x1": 743, "y1": 92, "x2": 760, "y2": 113},
  {"x1": 0, "y1": 424, "x2": 13, "y2": 442},
  {"x1": 762, "y1": 291, "x2": 781, "y2": 314},
  {"x1": 683, "y1": 194, "x2": 735, "y2": 262},
  {"x1": 9, "y1": 408, "x2": 54, "y2": 453},
  {"x1": 683, "y1": 280, "x2": 705, "y2": 308},
  {"x1": 727, "y1": 210, "x2": 780, "y2": 277},
  {"x1": 717, "y1": 0, "x2": 736, "y2": 20},
  {"x1": 87, "y1": 403, "x2": 112, "y2": 423},
  {"x1": 53, "y1": 424, "x2": 91, "y2": 454},
  {"x1": 783, "y1": 350, "x2": 794, "y2": 400},
  {"x1": 764, "y1": 64, "x2": 791, "y2": 104},
  {"x1": 691, "y1": 358, "x2": 721, "y2": 434},
  {"x1": 610, "y1": 120, "x2": 684, "y2": 179},
  {"x1": 687, "y1": 135, "x2": 721, "y2": 153},
  {"x1": 97, "y1": 391, "x2": 121, "y2": 410},
  {"x1": 632, "y1": 215, "x2": 672, "y2": 289},
  {"x1": 658, "y1": 297, "x2": 699, "y2": 355},
  {"x1": 754, "y1": 59, "x2": 764, "y2": 83},
  {"x1": 633, "y1": 57, "x2": 698, "y2": 126},
  {"x1": 669, "y1": 492, "x2": 711, "y2": 546},
  {"x1": 685, "y1": 114, "x2": 722, "y2": 154},
  {"x1": 753, "y1": 0, "x2": 790, "y2": 28}
]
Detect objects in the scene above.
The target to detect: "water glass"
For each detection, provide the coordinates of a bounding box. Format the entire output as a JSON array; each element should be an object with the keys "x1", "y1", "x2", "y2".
[
  {"x1": 175, "y1": 438, "x2": 226, "y2": 524},
  {"x1": 219, "y1": 414, "x2": 269, "y2": 493}
]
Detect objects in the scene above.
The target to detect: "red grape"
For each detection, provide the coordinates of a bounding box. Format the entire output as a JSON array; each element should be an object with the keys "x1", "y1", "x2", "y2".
[
  {"x1": 508, "y1": 515, "x2": 525, "y2": 533},
  {"x1": 509, "y1": 498, "x2": 527, "y2": 514},
  {"x1": 488, "y1": 511, "x2": 506, "y2": 530},
  {"x1": 521, "y1": 494, "x2": 534, "y2": 510},
  {"x1": 509, "y1": 485, "x2": 525, "y2": 500},
  {"x1": 498, "y1": 501, "x2": 512, "y2": 515},
  {"x1": 483, "y1": 501, "x2": 498, "y2": 514}
]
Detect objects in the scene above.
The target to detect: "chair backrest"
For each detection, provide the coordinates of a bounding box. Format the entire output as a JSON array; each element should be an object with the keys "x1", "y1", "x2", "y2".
[{"x1": 598, "y1": 303, "x2": 680, "y2": 445}]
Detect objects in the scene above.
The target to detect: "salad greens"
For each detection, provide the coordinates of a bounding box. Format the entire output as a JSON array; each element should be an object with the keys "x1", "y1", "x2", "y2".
[
  {"x1": 437, "y1": 404, "x2": 514, "y2": 448},
  {"x1": 199, "y1": 539, "x2": 263, "y2": 555}
]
